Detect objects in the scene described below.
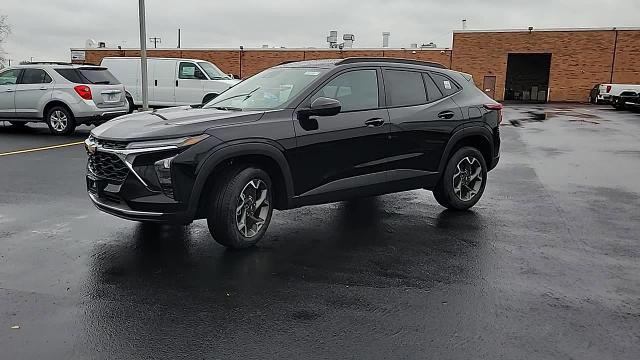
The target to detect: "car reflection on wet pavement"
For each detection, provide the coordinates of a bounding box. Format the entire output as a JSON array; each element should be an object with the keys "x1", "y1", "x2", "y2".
[{"x1": 1, "y1": 104, "x2": 639, "y2": 359}]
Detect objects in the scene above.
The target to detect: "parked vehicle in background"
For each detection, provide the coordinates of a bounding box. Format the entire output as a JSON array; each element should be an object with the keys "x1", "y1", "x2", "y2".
[
  {"x1": 589, "y1": 84, "x2": 603, "y2": 104},
  {"x1": 618, "y1": 91, "x2": 640, "y2": 111},
  {"x1": 0, "y1": 63, "x2": 128, "y2": 135},
  {"x1": 597, "y1": 83, "x2": 640, "y2": 109},
  {"x1": 85, "y1": 58, "x2": 502, "y2": 249},
  {"x1": 100, "y1": 57, "x2": 240, "y2": 111}
]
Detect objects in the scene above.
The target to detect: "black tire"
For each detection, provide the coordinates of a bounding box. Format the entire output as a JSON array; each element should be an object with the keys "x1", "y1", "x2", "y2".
[
  {"x1": 207, "y1": 165, "x2": 274, "y2": 249},
  {"x1": 613, "y1": 98, "x2": 626, "y2": 110},
  {"x1": 202, "y1": 93, "x2": 218, "y2": 104},
  {"x1": 8, "y1": 121, "x2": 28, "y2": 128},
  {"x1": 45, "y1": 105, "x2": 76, "y2": 135},
  {"x1": 126, "y1": 95, "x2": 135, "y2": 114},
  {"x1": 433, "y1": 146, "x2": 487, "y2": 211}
]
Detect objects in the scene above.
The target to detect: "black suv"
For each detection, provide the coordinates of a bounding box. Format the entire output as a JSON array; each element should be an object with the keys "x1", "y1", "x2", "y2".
[{"x1": 85, "y1": 58, "x2": 501, "y2": 249}]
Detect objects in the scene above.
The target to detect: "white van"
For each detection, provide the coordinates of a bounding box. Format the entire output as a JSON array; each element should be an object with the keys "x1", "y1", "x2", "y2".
[{"x1": 100, "y1": 57, "x2": 240, "y2": 111}]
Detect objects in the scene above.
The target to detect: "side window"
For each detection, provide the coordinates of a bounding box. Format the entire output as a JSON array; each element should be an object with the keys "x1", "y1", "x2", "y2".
[
  {"x1": 431, "y1": 72, "x2": 461, "y2": 96},
  {"x1": 21, "y1": 69, "x2": 52, "y2": 84},
  {"x1": 384, "y1": 70, "x2": 427, "y2": 107},
  {"x1": 423, "y1": 73, "x2": 443, "y2": 102},
  {"x1": 311, "y1": 70, "x2": 378, "y2": 112},
  {"x1": 0, "y1": 69, "x2": 21, "y2": 85},
  {"x1": 179, "y1": 62, "x2": 204, "y2": 80}
]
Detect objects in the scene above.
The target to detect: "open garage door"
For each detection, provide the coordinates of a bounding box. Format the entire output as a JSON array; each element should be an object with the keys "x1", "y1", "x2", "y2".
[{"x1": 504, "y1": 53, "x2": 551, "y2": 103}]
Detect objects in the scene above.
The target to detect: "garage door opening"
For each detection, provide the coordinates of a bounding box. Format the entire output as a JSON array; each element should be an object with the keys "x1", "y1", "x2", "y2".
[{"x1": 504, "y1": 53, "x2": 551, "y2": 103}]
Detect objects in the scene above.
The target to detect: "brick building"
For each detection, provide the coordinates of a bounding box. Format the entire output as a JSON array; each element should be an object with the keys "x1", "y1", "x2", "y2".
[{"x1": 73, "y1": 27, "x2": 640, "y2": 102}]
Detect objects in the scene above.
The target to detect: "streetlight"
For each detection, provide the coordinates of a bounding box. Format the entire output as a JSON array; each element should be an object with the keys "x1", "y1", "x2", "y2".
[{"x1": 138, "y1": 0, "x2": 149, "y2": 111}]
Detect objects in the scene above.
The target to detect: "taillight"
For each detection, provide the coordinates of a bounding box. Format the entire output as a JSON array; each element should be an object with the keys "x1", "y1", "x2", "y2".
[
  {"x1": 484, "y1": 103, "x2": 503, "y2": 124},
  {"x1": 606, "y1": 85, "x2": 612, "y2": 93},
  {"x1": 74, "y1": 85, "x2": 92, "y2": 100}
]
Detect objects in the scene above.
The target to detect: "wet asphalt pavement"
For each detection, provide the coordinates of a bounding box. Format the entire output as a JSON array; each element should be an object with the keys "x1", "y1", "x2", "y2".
[{"x1": 1, "y1": 104, "x2": 639, "y2": 359}]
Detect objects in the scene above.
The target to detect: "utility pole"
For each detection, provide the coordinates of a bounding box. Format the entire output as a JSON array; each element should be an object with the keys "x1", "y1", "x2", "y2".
[
  {"x1": 177, "y1": 28, "x2": 181, "y2": 48},
  {"x1": 138, "y1": 0, "x2": 149, "y2": 111},
  {"x1": 149, "y1": 36, "x2": 162, "y2": 48}
]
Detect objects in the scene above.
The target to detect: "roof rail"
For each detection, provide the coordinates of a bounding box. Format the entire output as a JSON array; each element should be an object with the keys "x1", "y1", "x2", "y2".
[
  {"x1": 22, "y1": 61, "x2": 74, "y2": 66},
  {"x1": 337, "y1": 57, "x2": 446, "y2": 69}
]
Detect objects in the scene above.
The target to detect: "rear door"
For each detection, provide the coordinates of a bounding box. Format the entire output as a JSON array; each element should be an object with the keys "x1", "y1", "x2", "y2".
[
  {"x1": 291, "y1": 68, "x2": 391, "y2": 199},
  {"x1": 175, "y1": 61, "x2": 205, "y2": 105},
  {"x1": 0, "y1": 68, "x2": 21, "y2": 118},
  {"x1": 385, "y1": 69, "x2": 464, "y2": 183},
  {"x1": 150, "y1": 59, "x2": 176, "y2": 106},
  {"x1": 14, "y1": 68, "x2": 54, "y2": 118}
]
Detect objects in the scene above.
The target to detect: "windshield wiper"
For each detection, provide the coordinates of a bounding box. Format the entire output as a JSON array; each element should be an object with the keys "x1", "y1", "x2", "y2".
[
  {"x1": 213, "y1": 87, "x2": 261, "y2": 103},
  {"x1": 212, "y1": 106, "x2": 243, "y2": 111}
]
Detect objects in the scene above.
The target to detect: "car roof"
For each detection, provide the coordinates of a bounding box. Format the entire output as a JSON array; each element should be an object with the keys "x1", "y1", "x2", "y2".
[
  {"x1": 275, "y1": 57, "x2": 447, "y2": 70},
  {"x1": 11, "y1": 63, "x2": 103, "y2": 69}
]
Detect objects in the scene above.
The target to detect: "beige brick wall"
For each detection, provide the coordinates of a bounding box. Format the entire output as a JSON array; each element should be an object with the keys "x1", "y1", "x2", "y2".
[{"x1": 613, "y1": 30, "x2": 640, "y2": 84}]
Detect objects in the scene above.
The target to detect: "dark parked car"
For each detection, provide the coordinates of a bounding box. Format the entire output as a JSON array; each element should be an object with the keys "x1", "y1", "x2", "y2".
[
  {"x1": 85, "y1": 58, "x2": 502, "y2": 249},
  {"x1": 618, "y1": 91, "x2": 640, "y2": 111}
]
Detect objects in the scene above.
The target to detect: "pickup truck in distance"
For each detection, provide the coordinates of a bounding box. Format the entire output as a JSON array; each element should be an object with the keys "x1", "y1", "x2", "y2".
[{"x1": 85, "y1": 58, "x2": 502, "y2": 249}]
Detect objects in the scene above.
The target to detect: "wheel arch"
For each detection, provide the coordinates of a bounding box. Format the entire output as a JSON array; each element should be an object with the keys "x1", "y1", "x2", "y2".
[
  {"x1": 438, "y1": 126, "x2": 494, "y2": 175},
  {"x1": 188, "y1": 141, "x2": 295, "y2": 220},
  {"x1": 43, "y1": 100, "x2": 74, "y2": 120}
]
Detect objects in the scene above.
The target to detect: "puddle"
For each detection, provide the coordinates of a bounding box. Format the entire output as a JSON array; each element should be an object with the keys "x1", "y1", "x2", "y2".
[{"x1": 504, "y1": 108, "x2": 602, "y2": 127}]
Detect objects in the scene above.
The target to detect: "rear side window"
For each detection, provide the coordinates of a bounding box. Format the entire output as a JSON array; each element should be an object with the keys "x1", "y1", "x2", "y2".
[
  {"x1": 21, "y1": 69, "x2": 52, "y2": 84},
  {"x1": 430, "y1": 72, "x2": 460, "y2": 96},
  {"x1": 78, "y1": 68, "x2": 120, "y2": 85},
  {"x1": 384, "y1": 70, "x2": 427, "y2": 107},
  {"x1": 55, "y1": 68, "x2": 120, "y2": 85},
  {"x1": 423, "y1": 74, "x2": 443, "y2": 102}
]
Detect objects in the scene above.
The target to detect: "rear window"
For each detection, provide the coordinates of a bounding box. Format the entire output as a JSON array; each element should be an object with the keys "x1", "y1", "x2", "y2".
[{"x1": 54, "y1": 68, "x2": 120, "y2": 85}]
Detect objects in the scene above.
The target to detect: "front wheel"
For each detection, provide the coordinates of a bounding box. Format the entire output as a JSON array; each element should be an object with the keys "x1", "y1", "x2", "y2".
[
  {"x1": 433, "y1": 147, "x2": 487, "y2": 211},
  {"x1": 207, "y1": 166, "x2": 273, "y2": 249},
  {"x1": 46, "y1": 106, "x2": 76, "y2": 135}
]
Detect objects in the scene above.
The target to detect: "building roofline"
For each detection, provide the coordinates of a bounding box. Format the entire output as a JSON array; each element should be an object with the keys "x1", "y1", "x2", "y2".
[
  {"x1": 70, "y1": 47, "x2": 452, "y2": 52},
  {"x1": 453, "y1": 26, "x2": 640, "y2": 33}
]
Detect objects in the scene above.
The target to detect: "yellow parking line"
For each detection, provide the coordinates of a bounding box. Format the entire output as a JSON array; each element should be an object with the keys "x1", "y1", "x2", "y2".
[{"x1": 0, "y1": 141, "x2": 85, "y2": 157}]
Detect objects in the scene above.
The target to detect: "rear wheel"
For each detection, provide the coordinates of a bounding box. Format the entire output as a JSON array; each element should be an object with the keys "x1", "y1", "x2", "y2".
[
  {"x1": 207, "y1": 166, "x2": 273, "y2": 249},
  {"x1": 46, "y1": 106, "x2": 76, "y2": 135},
  {"x1": 433, "y1": 147, "x2": 487, "y2": 211}
]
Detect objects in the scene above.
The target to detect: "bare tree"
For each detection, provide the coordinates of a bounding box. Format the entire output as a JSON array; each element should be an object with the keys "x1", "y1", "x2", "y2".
[{"x1": 0, "y1": 15, "x2": 11, "y2": 66}]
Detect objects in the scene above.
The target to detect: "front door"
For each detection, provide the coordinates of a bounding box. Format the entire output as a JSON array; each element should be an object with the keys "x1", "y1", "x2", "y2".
[
  {"x1": 483, "y1": 75, "x2": 497, "y2": 99},
  {"x1": 14, "y1": 68, "x2": 54, "y2": 118},
  {"x1": 0, "y1": 69, "x2": 21, "y2": 118},
  {"x1": 175, "y1": 61, "x2": 205, "y2": 105},
  {"x1": 290, "y1": 68, "x2": 390, "y2": 199}
]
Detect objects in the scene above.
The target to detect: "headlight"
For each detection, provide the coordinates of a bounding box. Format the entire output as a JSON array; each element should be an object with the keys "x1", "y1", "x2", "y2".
[{"x1": 126, "y1": 134, "x2": 210, "y2": 150}]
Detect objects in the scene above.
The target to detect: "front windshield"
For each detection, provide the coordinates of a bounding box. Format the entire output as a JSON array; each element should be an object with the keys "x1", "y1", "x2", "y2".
[
  {"x1": 204, "y1": 67, "x2": 326, "y2": 110},
  {"x1": 198, "y1": 61, "x2": 230, "y2": 80}
]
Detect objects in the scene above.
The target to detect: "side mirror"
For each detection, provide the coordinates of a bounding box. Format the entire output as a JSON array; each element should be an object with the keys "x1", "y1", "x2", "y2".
[
  {"x1": 194, "y1": 69, "x2": 207, "y2": 80},
  {"x1": 303, "y1": 97, "x2": 341, "y2": 117}
]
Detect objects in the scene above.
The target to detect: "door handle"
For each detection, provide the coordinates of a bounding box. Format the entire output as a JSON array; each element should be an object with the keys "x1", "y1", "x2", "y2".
[
  {"x1": 39, "y1": 87, "x2": 47, "y2": 90},
  {"x1": 437, "y1": 111, "x2": 455, "y2": 119},
  {"x1": 175, "y1": 80, "x2": 178, "y2": 87},
  {"x1": 155, "y1": 80, "x2": 158, "y2": 86},
  {"x1": 5, "y1": 89, "x2": 14, "y2": 92},
  {"x1": 364, "y1": 118, "x2": 385, "y2": 127}
]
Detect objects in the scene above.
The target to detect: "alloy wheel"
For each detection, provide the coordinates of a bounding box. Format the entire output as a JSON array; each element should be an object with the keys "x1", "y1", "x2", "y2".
[
  {"x1": 235, "y1": 179, "x2": 270, "y2": 238},
  {"x1": 50, "y1": 110, "x2": 68, "y2": 132},
  {"x1": 453, "y1": 156, "x2": 483, "y2": 201}
]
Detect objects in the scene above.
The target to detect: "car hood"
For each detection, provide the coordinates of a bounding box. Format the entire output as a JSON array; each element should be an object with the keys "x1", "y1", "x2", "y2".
[{"x1": 91, "y1": 106, "x2": 264, "y2": 141}]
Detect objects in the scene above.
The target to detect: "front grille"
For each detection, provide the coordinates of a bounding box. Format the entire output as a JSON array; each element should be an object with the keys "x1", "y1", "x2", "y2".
[
  {"x1": 95, "y1": 138, "x2": 128, "y2": 150},
  {"x1": 88, "y1": 152, "x2": 129, "y2": 184}
]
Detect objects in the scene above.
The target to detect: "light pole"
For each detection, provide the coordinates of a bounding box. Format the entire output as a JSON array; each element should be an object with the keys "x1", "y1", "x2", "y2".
[{"x1": 138, "y1": 0, "x2": 149, "y2": 111}]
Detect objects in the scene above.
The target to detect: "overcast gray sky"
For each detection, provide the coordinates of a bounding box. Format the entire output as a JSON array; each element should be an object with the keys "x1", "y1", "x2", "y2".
[{"x1": 1, "y1": 0, "x2": 638, "y2": 63}]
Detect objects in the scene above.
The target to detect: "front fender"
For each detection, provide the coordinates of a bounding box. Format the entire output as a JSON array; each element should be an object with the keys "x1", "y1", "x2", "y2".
[{"x1": 185, "y1": 140, "x2": 295, "y2": 219}]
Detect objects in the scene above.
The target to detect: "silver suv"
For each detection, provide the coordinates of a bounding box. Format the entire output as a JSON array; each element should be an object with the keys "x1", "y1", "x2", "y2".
[{"x1": 0, "y1": 62, "x2": 129, "y2": 135}]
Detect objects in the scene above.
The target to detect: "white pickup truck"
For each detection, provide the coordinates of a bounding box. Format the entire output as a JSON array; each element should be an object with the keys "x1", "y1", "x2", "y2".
[{"x1": 595, "y1": 84, "x2": 640, "y2": 109}]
